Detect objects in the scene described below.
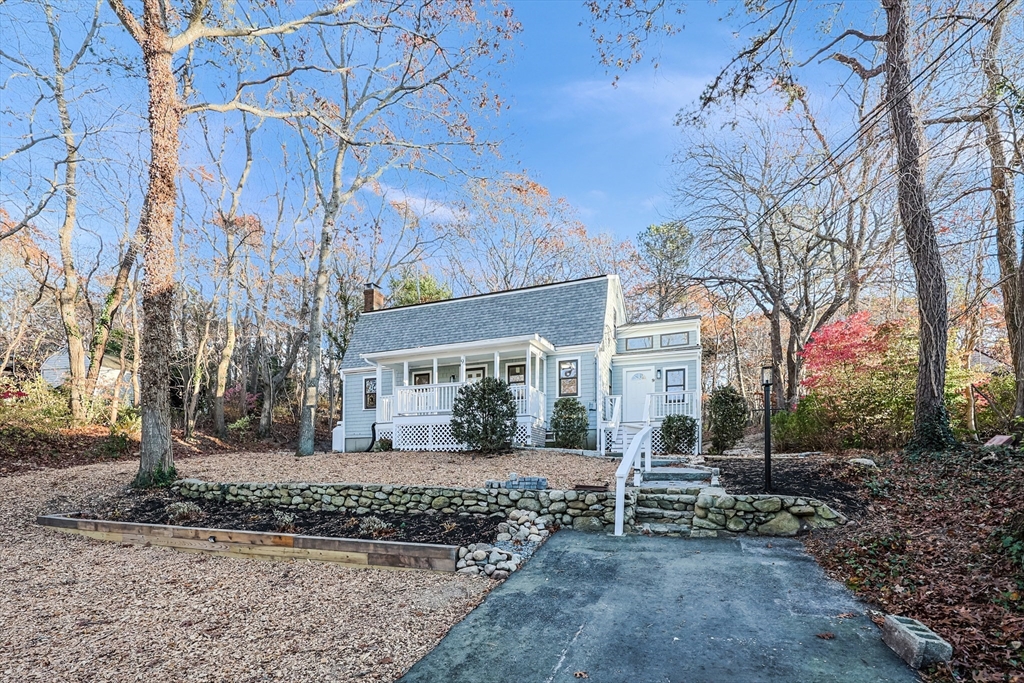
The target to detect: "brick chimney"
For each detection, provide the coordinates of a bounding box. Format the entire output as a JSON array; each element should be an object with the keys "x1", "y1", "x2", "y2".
[{"x1": 363, "y1": 282, "x2": 384, "y2": 313}]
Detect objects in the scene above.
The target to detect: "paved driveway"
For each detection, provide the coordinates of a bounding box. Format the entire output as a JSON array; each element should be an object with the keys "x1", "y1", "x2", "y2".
[{"x1": 402, "y1": 532, "x2": 918, "y2": 683}]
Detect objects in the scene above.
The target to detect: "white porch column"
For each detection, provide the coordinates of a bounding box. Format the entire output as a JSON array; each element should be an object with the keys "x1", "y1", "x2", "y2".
[
  {"x1": 525, "y1": 347, "x2": 532, "y2": 389},
  {"x1": 493, "y1": 351, "x2": 500, "y2": 379},
  {"x1": 542, "y1": 356, "x2": 547, "y2": 394},
  {"x1": 460, "y1": 356, "x2": 466, "y2": 382},
  {"x1": 375, "y1": 363, "x2": 383, "y2": 422},
  {"x1": 403, "y1": 361, "x2": 409, "y2": 387},
  {"x1": 432, "y1": 357, "x2": 438, "y2": 383}
]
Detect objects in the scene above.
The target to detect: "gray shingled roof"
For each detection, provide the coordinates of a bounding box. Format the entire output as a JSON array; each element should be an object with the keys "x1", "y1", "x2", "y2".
[{"x1": 341, "y1": 276, "x2": 611, "y2": 369}]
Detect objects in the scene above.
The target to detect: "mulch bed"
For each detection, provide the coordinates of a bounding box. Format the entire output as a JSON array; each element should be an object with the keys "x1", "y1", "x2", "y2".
[
  {"x1": 802, "y1": 447, "x2": 1024, "y2": 682},
  {"x1": 79, "y1": 490, "x2": 501, "y2": 547},
  {"x1": 709, "y1": 454, "x2": 870, "y2": 518}
]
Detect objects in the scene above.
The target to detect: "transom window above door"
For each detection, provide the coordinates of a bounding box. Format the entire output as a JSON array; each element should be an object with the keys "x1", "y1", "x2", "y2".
[{"x1": 506, "y1": 364, "x2": 526, "y2": 385}]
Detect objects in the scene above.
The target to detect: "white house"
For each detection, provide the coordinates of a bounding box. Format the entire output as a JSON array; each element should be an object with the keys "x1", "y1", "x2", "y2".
[{"x1": 333, "y1": 275, "x2": 701, "y2": 455}]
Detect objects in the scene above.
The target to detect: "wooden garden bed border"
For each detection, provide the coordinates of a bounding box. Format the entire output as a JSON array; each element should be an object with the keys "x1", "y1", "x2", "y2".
[{"x1": 36, "y1": 513, "x2": 458, "y2": 572}]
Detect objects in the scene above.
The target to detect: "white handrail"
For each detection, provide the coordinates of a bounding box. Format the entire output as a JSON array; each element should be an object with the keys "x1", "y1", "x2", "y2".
[
  {"x1": 377, "y1": 395, "x2": 394, "y2": 423},
  {"x1": 395, "y1": 382, "x2": 462, "y2": 415},
  {"x1": 614, "y1": 424, "x2": 652, "y2": 536},
  {"x1": 644, "y1": 391, "x2": 698, "y2": 423}
]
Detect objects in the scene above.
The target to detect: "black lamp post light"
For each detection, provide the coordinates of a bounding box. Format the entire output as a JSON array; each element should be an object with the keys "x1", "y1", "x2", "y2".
[{"x1": 761, "y1": 365, "x2": 773, "y2": 493}]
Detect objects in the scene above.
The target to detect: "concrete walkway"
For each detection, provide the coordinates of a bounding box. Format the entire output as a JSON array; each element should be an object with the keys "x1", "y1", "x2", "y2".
[{"x1": 402, "y1": 532, "x2": 917, "y2": 683}]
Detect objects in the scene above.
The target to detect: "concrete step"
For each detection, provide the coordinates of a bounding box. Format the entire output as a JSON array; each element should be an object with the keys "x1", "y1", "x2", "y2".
[
  {"x1": 638, "y1": 486, "x2": 704, "y2": 496},
  {"x1": 635, "y1": 507, "x2": 693, "y2": 522},
  {"x1": 639, "y1": 522, "x2": 690, "y2": 536}
]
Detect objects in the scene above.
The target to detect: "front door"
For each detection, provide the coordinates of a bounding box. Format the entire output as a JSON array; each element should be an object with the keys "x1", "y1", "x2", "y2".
[
  {"x1": 623, "y1": 367, "x2": 655, "y2": 422},
  {"x1": 465, "y1": 367, "x2": 485, "y2": 384}
]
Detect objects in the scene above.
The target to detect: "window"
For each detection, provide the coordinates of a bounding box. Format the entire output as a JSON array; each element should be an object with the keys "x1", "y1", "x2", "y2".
[
  {"x1": 661, "y1": 332, "x2": 690, "y2": 348},
  {"x1": 507, "y1": 364, "x2": 526, "y2": 385},
  {"x1": 625, "y1": 336, "x2": 653, "y2": 351},
  {"x1": 363, "y1": 377, "x2": 377, "y2": 410},
  {"x1": 558, "y1": 359, "x2": 579, "y2": 396},
  {"x1": 665, "y1": 368, "x2": 686, "y2": 394},
  {"x1": 413, "y1": 371, "x2": 432, "y2": 386}
]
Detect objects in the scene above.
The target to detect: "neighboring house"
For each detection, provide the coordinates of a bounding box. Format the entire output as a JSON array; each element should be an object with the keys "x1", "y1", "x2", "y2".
[{"x1": 333, "y1": 275, "x2": 701, "y2": 455}]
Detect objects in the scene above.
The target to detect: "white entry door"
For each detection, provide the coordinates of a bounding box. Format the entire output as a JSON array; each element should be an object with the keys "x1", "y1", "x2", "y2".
[
  {"x1": 465, "y1": 367, "x2": 485, "y2": 384},
  {"x1": 622, "y1": 368, "x2": 655, "y2": 422}
]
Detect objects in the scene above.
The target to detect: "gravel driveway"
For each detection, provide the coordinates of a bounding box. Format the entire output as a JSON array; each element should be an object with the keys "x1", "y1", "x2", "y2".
[{"x1": 1, "y1": 457, "x2": 495, "y2": 682}]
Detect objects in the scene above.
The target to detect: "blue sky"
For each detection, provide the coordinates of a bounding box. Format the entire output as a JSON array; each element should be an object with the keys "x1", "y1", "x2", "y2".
[{"x1": 495, "y1": 1, "x2": 736, "y2": 242}]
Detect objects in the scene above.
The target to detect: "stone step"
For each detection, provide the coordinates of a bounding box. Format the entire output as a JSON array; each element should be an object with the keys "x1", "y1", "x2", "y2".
[
  {"x1": 637, "y1": 492, "x2": 699, "y2": 503},
  {"x1": 638, "y1": 486, "x2": 704, "y2": 496},
  {"x1": 643, "y1": 467, "x2": 713, "y2": 481},
  {"x1": 634, "y1": 506, "x2": 693, "y2": 520},
  {"x1": 634, "y1": 528, "x2": 692, "y2": 536}
]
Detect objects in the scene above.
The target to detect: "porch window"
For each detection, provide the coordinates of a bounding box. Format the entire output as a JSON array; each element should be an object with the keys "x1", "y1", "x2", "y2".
[
  {"x1": 661, "y1": 332, "x2": 690, "y2": 347},
  {"x1": 363, "y1": 377, "x2": 377, "y2": 410},
  {"x1": 413, "y1": 371, "x2": 432, "y2": 386},
  {"x1": 558, "y1": 359, "x2": 579, "y2": 397},
  {"x1": 625, "y1": 336, "x2": 653, "y2": 351},
  {"x1": 507, "y1": 364, "x2": 526, "y2": 385}
]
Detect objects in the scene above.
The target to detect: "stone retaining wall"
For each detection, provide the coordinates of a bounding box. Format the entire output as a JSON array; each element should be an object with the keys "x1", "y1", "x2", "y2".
[
  {"x1": 637, "y1": 486, "x2": 846, "y2": 538},
  {"x1": 171, "y1": 479, "x2": 843, "y2": 538},
  {"x1": 173, "y1": 479, "x2": 634, "y2": 534}
]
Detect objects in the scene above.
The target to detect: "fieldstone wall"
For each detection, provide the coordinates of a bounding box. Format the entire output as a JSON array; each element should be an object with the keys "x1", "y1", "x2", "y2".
[
  {"x1": 637, "y1": 486, "x2": 846, "y2": 538},
  {"x1": 171, "y1": 480, "x2": 842, "y2": 538},
  {"x1": 172, "y1": 479, "x2": 634, "y2": 534}
]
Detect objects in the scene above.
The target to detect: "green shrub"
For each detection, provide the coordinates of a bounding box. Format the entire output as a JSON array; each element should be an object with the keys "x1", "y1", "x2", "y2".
[
  {"x1": 450, "y1": 377, "x2": 517, "y2": 453},
  {"x1": 661, "y1": 414, "x2": 698, "y2": 454},
  {"x1": 550, "y1": 397, "x2": 589, "y2": 449},
  {"x1": 772, "y1": 394, "x2": 836, "y2": 452},
  {"x1": 372, "y1": 437, "x2": 393, "y2": 452},
  {"x1": 227, "y1": 415, "x2": 252, "y2": 434},
  {"x1": 707, "y1": 385, "x2": 747, "y2": 453},
  {"x1": 0, "y1": 376, "x2": 71, "y2": 430}
]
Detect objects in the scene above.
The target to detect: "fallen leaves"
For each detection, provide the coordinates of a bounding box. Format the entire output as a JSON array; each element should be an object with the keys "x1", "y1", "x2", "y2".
[
  {"x1": 574, "y1": 672, "x2": 589, "y2": 679},
  {"x1": 816, "y1": 632, "x2": 836, "y2": 640}
]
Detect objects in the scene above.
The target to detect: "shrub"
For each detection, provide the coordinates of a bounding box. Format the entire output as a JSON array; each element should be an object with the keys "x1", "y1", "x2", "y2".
[
  {"x1": 450, "y1": 377, "x2": 517, "y2": 453},
  {"x1": 372, "y1": 437, "x2": 393, "y2": 452},
  {"x1": 707, "y1": 385, "x2": 747, "y2": 454},
  {"x1": 166, "y1": 501, "x2": 203, "y2": 525},
  {"x1": 661, "y1": 414, "x2": 698, "y2": 454},
  {"x1": 227, "y1": 415, "x2": 252, "y2": 434},
  {"x1": 550, "y1": 397, "x2": 589, "y2": 449},
  {"x1": 0, "y1": 376, "x2": 71, "y2": 431},
  {"x1": 772, "y1": 394, "x2": 837, "y2": 452}
]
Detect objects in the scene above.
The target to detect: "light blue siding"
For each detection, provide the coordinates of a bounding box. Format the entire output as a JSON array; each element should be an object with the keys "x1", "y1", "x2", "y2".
[
  {"x1": 342, "y1": 370, "x2": 392, "y2": 440},
  {"x1": 611, "y1": 358, "x2": 699, "y2": 395},
  {"x1": 545, "y1": 350, "x2": 599, "y2": 448}
]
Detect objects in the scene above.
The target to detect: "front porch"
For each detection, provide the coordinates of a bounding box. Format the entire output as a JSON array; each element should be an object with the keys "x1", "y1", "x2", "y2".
[
  {"x1": 366, "y1": 335, "x2": 551, "y2": 451},
  {"x1": 598, "y1": 390, "x2": 702, "y2": 456}
]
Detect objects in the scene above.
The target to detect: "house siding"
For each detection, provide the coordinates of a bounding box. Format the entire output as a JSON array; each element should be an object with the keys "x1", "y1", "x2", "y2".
[
  {"x1": 611, "y1": 357, "x2": 700, "y2": 396},
  {"x1": 546, "y1": 348, "x2": 599, "y2": 448},
  {"x1": 342, "y1": 369, "x2": 393, "y2": 451}
]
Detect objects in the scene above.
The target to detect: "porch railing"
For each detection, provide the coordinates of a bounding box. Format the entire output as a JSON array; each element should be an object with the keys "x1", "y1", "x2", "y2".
[
  {"x1": 377, "y1": 395, "x2": 394, "y2": 423},
  {"x1": 643, "y1": 391, "x2": 698, "y2": 423},
  {"x1": 614, "y1": 424, "x2": 652, "y2": 536},
  {"x1": 395, "y1": 382, "x2": 462, "y2": 415},
  {"x1": 511, "y1": 385, "x2": 545, "y2": 420}
]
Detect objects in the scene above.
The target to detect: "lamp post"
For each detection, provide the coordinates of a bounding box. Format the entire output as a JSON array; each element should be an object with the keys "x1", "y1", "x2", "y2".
[{"x1": 761, "y1": 365, "x2": 773, "y2": 493}]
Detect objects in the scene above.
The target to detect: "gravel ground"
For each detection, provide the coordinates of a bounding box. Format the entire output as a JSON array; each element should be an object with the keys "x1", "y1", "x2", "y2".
[
  {"x1": 181, "y1": 449, "x2": 617, "y2": 490},
  {"x1": 1, "y1": 459, "x2": 495, "y2": 682}
]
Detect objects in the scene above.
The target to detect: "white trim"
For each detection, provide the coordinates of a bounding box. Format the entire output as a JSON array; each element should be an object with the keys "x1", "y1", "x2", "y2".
[
  {"x1": 552, "y1": 343, "x2": 600, "y2": 354},
  {"x1": 612, "y1": 348, "x2": 701, "y2": 362},
  {"x1": 617, "y1": 317, "x2": 700, "y2": 331},
  {"x1": 664, "y1": 366, "x2": 687, "y2": 393},
  {"x1": 356, "y1": 334, "x2": 555, "y2": 368},
  {"x1": 556, "y1": 356, "x2": 582, "y2": 398},
  {"x1": 362, "y1": 376, "x2": 377, "y2": 411}
]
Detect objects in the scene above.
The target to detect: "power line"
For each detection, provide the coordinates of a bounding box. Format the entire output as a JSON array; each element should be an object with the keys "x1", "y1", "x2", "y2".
[{"x1": 740, "y1": 0, "x2": 1012, "y2": 235}]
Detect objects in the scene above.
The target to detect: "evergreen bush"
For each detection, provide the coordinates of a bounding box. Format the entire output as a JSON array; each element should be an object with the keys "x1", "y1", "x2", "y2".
[
  {"x1": 450, "y1": 377, "x2": 517, "y2": 453},
  {"x1": 661, "y1": 414, "x2": 698, "y2": 454},
  {"x1": 708, "y1": 385, "x2": 748, "y2": 453},
  {"x1": 550, "y1": 397, "x2": 589, "y2": 448}
]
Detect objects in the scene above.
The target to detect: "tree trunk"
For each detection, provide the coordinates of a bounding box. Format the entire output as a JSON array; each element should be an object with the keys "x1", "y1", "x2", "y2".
[
  {"x1": 769, "y1": 303, "x2": 785, "y2": 409},
  {"x1": 296, "y1": 223, "x2": 334, "y2": 455},
  {"x1": 883, "y1": 0, "x2": 952, "y2": 449},
  {"x1": 134, "y1": 5, "x2": 179, "y2": 485},
  {"x1": 979, "y1": 5, "x2": 1024, "y2": 417},
  {"x1": 213, "y1": 232, "x2": 237, "y2": 436},
  {"x1": 51, "y1": 21, "x2": 87, "y2": 424},
  {"x1": 85, "y1": 240, "x2": 139, "y2": 398}
]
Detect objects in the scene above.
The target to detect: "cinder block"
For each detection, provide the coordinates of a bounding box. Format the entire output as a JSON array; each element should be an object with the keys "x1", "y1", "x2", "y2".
[{"x1": 881, "y1": 615, "x2": 952, "y2": 669}]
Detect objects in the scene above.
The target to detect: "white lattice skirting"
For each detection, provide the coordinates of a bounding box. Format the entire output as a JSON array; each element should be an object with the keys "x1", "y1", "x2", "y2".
[{"x1": 395, "y1": 422, "x2": 463, "y2": 451}]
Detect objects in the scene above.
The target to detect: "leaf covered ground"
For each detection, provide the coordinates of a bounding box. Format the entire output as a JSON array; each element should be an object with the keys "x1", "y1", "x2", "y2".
[{"x1": 804, "y1": 447, "x2": 1024, "y2": 682}]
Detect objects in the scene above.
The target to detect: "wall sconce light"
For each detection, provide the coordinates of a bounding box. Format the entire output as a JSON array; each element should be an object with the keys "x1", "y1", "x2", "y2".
[
  {"x1": 656, "y1": 369, "x2": 662, "y2": 380},
  {"x1": 450, "y1": 375, "x2": 457, "y2": 383}
]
